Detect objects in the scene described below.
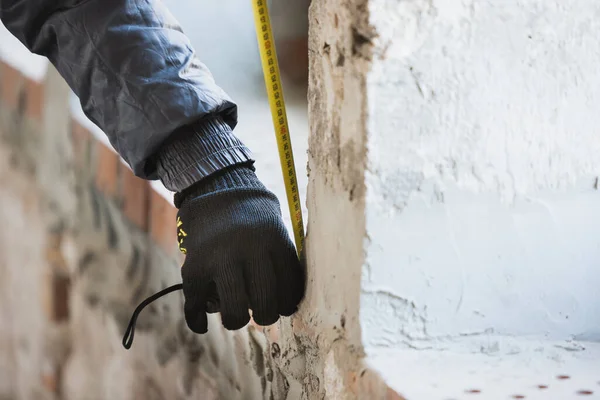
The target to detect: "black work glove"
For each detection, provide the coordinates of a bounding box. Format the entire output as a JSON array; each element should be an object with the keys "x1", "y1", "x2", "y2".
[{"x1": 173, "y1": 164, "x2": 305, "y2": 333}]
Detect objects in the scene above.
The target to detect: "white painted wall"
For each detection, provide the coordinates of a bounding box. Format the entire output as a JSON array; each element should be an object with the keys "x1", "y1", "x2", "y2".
[{"x1": 360, "y1": 0, "x2": 600, "y2": 352}]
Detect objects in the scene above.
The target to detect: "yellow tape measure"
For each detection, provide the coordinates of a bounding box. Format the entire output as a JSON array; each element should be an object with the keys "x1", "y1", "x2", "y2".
[{"x1": 251, "y1": 0, "x2": 305, "y2": 256}]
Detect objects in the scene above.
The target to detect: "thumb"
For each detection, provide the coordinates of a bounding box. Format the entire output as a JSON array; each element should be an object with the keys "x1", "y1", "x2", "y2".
[{"x1": 181, "y1": 257, "x2": 210, "y2": 334}]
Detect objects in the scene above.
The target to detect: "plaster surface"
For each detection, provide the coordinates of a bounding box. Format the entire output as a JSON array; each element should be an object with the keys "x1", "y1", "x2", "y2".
[{"x1": 361, "y1": 0, "x2": 600, "y2": 354}]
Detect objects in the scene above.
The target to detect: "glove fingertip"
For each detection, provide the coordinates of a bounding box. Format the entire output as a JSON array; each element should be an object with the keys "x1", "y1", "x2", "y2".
[
  {"x1": 253, "y1": 312, "x2": 280, "y2": 326},
  {"x1": 184, "y1": 301, "x2": 208, "y2": 334},
  {"x1": 276, "y1": 251, "x2": 306, "y2": 317},
  {"x1": 221, "y1": 310, "x2": 251, "y2": 331},
  {"x1": 279, "y1": 305, "x2": 298, "y2": 318}
]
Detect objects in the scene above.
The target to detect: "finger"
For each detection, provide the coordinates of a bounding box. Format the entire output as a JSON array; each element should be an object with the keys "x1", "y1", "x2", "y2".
[
  {"x1": 181, "y1": 259, "x2": 209, "y2": 334},
  {"x1": 245, "y1": 255, "x2": 279, "y2": 326},
  {"x1": 272, "y1": 240, "x2": 305, "y2": 316},
  {"x1": 215, "y1": 261, "x2": 251, "y2": 330},
  {"x1": 184, "y1": 295, "x2": 208, "y2": 334},
  {"x1": 205, "y1": 280, "x2": 220, "y2": 314}
]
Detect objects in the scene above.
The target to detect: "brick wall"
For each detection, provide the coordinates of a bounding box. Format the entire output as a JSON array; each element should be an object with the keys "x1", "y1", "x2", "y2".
[{"x1": 0, "y1": 60, "x2": 271, "y2": 400}]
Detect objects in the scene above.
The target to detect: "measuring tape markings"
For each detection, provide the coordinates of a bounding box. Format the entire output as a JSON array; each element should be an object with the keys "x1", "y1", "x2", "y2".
[{"x1": 252, "y1": 0, "x2": 305, "y2": 255}]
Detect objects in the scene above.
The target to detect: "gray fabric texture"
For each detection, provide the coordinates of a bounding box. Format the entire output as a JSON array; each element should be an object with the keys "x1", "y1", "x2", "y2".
[{"x1": 0, "y1": 0, "x2": 253, "y2": 190}]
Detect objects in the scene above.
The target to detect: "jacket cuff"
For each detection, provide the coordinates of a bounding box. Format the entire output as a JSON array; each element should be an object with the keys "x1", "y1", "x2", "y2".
[{"x1": 155, "y1": 116, "x2": 254, "y2": 192}]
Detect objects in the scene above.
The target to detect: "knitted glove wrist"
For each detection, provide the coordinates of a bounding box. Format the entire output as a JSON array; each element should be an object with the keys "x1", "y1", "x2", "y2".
[
  {"x1": 174, "y1": 165, "x2": 305, "y2": 333},
  {"x1": 174, "y1": 163, "x2": 259, "y2": 208}
]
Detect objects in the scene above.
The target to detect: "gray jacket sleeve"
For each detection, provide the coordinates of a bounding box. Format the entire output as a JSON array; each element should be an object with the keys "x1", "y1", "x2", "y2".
[{"x1": 0, "y1": 0, "x2": 253, "y2": 191}]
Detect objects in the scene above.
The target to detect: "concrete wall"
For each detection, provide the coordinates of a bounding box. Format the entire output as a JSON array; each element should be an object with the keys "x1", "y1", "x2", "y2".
[
  {"x1": 262, "y1": 0, "x2": 405, "y2": 398},
  {"x1": 360, "y1": 0, "x2": 600, "y2": 353}
]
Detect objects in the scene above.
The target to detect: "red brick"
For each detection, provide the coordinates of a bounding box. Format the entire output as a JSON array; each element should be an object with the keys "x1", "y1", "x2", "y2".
[
  {"x1": 278, "y1": 37, "x2": 309, "y2": 86},
  {"x1": 0, "y1": 61, "x2": 24, "y2": 109},
  {"x1": 95, "y1": 142, "x2": 120, "y2": 197},
  {"x1": 51, "y1": 274, "x2": 71, "y2": 322},
  {"x1": 121, "y1": 167, "x2": 150, "y2": 230},
  {"x1": 41, "y1": 371, "x2": 59, "y2": 393},
  {"x1": 42, "y1": 271, "x2": 70, "y2": 323},
  {"x1": 149, "y1": 189, "x2": 177, "y2": 253},
  {"x1": 25, "y1": 79, "x2": 44, "y2": 121}
]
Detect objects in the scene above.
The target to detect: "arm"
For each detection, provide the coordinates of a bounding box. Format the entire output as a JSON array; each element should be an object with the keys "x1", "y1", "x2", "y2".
[
  {"x1": 1, "y1": 0, "x2": 305, "y2": 334},
  {"x1": 0, "y1": 0, "x2": 251, "y2": 191}
]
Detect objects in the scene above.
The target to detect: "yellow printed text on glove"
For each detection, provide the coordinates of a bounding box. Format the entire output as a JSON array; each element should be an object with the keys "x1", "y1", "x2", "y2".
[{"x1": 177, "y1": 216, "x2": 187, "y2": 254}]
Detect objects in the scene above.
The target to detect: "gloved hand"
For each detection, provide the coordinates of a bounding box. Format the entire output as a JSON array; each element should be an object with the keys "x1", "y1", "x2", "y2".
[{"x1": 173, "y1": 164, "x2": 305, "y2": 333}]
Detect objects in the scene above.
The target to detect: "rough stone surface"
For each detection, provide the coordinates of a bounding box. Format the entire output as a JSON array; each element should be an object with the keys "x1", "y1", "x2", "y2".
[
  {"x1": 0, "y1": 62, "x2": 269, "y2": 400},
  {"x1": 264, "y1": 0, "x2": 406, "y2": 399}
]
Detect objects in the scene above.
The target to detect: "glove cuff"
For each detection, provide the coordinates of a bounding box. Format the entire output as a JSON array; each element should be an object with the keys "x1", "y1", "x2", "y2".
[
  {"x1": 155, "y1": 116, "x2": 254, "y2": 192},
  {"x1": 174, "y1": 165, "x2": 266, "y2": 208}
]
